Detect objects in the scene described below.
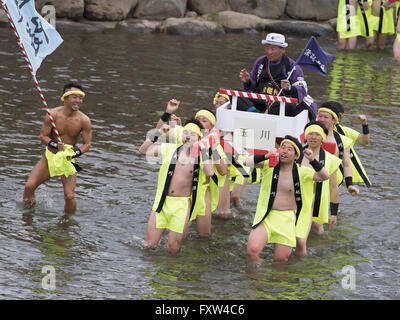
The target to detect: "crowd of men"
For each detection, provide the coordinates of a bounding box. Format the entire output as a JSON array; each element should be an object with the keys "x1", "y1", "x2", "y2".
[
  {"x1": 22, "y1": 31, "x2": 373, "y2": 264},
  {"x1": 337, "y1": 0, "x2": 400, "y2": 61},
  {"x1": 138, "y1": 33, "x2": 372, "y2": 263}
]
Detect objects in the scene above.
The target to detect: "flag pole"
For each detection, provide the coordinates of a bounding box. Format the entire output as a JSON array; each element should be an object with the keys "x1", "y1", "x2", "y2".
[
  {"x1": 1, "y1": 1, "x2": 62, "y2": 142},
  {"x1": 277, "y1": 65, "x2": 296, "y2": 97}
]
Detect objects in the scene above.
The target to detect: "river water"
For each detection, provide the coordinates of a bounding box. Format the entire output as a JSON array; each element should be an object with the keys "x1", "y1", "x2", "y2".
[{"x1": 0, "y1": 27, "x2": 399, "y2": 300}]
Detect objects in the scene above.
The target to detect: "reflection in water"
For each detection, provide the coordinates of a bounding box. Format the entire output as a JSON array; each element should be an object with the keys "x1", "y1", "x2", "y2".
[
  {"x1": 326, "y1": 50, "x2": 400, "y2": 107},
  {"x1": 0, "y1": 29, "x2": 399, "y2": 299}
]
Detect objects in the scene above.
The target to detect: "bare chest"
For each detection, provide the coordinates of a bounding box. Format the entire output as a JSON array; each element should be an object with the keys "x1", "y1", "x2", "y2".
[
  {"x1": 276, "y1": 170, "x2": 294, "y2": 194},
  {"x1": 55, "y1": 116, "x2": 82, "y2": 138}
]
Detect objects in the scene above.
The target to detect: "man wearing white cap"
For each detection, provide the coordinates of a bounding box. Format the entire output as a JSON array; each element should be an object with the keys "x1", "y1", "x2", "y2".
[{"x1": 239, "y1": 33, "x2": 308, "y2": 113}]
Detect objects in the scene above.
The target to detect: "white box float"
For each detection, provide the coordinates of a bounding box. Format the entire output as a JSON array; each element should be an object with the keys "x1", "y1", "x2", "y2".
[{"x1": 215, "y1": 89, "x2": 309, "y2": 153}]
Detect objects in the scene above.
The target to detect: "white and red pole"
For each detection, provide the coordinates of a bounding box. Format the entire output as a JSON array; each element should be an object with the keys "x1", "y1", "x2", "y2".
[
  {"x1": 1, "y1": 1, "x2": 62, "y2": 142},
  {"x1": 218, "y1": 88, "x2": 298, "y2": 104}
]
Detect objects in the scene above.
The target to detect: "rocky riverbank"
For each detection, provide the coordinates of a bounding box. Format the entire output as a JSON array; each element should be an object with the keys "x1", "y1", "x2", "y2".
[{"x1": 0, "y1": 0, "x2": 338, "y2": 36}]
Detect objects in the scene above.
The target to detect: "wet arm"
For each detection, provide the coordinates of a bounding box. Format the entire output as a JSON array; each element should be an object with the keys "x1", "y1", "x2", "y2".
[
  {"x1": 78, "y1": 117, "x2": 92, "y2": 154},
  {"x1": 357, "y1": 116, "x2": 370, "y2": 145},
  {"x1": 212, "y1": 147, "x2": 228, "y2": 176},
  {"x1": 39, "y1": 113, "x2": 56, "y2": 146},
  {"x1": 139, "y1": 138, "x2": 161, "y2": 157},
  {"x1": 329, "y1": 170, "x2": 339, "y2": 204},
  {"x1": 342, "y1": 147, "x2": 352, "y2": 179},
  {"x1": 313, "y1": 167, "x2": 329, "y2": 181},
  {"x1": 200, "y1": 147, "x2": 214, "y2": 177},
  {"x1": 215, "y1": 158, "x2": 228, "y2": 176}
]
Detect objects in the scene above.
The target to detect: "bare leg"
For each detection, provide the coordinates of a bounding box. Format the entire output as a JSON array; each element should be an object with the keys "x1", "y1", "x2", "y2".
[
  {"x1": 338, "y1": 33, "x2": 347, "y2": 50},
  {"x1": 338, "y1": 33, "x2": 357, "y2": 51},
  {"x1": 167, "y1": 200, "x2": 191, "y2": 254},
  {"x1": 196, "y1": 188, "x2": 211, "y2": 237},
  {"x1": 394, "y1": 37, "x2": 400, "y2": 62},
  {"x1": 231, "y1": 180, "x2": 246, "y2": 207},
  {"x1": 377, "y1": 34, "x2": 387, "y2": 51},
  {"x1": 311, "y1": 221, "x2": 325, "y2": 235},
  {"x1": 61, "y1": 173, "x2": 77, "y2": 214},
  {"x1": 215, "y1": 174, "x2": 232, "y2": 219},
  {"x1": 23, "y1": 155, "x2": 50, "y2": 208},
  {"x1": 347, "y1": 36, "x2": 357, "y2": 50},
  {"x1": 247, "y1": 223, "x2": 268, "y2": 263},
  {"x1": 365, "y1": 31, "x2": 376, "y2": 50},
  {"x1": 273, "y1": 244, "x2": 293, "y2": 262},
  {"x1": 295, "y1": 212, "x2": 313, "y2": 257},
  {"x1": 144, "y1": 211, "x2": 165, "y2": 249}
]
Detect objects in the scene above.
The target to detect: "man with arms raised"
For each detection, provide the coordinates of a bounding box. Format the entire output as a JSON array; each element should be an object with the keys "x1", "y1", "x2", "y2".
[
  {"x1": 139, "y1": 119, "x2": 214, "y2": 254},
  {"x1": 317, "y1": 103, "x2": 360, "y2": 198},
  {"x1": 244, "y1": 136, "x2": 329, "y2": 263}
]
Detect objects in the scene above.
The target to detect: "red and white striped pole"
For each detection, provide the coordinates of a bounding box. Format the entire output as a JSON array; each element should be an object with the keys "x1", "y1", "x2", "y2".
[
  {"x1": 1, "y1": 1, "x2": 62, "y2": 142},
  {"x1": 219, "y1": 88, "x2": 298, "y2": 104}
]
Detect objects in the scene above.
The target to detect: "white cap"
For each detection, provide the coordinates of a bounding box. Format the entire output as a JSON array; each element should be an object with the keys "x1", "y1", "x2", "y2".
[{"x1": 261, "y1": 33, "x2": 288, "y2": 48}]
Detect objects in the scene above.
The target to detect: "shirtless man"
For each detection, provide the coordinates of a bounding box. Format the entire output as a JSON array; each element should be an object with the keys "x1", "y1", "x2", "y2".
[
  {"x1": 139, "y1": 119, "x2": 214, "y2": 254},
  {"x1": 297, "y1": 121, "x2": 341, "y2": 252},
  {"x1": 23, "y1": 82, "x2": 92, "y2": 214},
  {"x1": 154, "y1": 99, "x2": 228, "y2": 234},
  {"x1": 317, "y1": 104, "x2": 360, "y2": 197},
  {"x1": 244, "y1": 136, "x2": 329, "y2": 262}
]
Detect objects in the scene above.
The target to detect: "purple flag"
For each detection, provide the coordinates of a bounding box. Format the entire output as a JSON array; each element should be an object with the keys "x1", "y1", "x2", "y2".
[{"x1": 295, "y1": 37, "x2": 335, "y2": 77}]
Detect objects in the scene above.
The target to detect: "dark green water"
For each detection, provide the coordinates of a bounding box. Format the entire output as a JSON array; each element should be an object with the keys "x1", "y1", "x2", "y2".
[{"x1": 0, "y1": 27, "x2": 399, "y2": 300}]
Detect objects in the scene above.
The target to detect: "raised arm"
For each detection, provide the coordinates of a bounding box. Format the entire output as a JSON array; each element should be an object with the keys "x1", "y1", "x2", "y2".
[
  {"x1": 303, "y1": 148, "x2": 329, "y2": 181},
  {"x1": 356, "y1": 115, "x2": 370, "y2": 145},
  {"x1": 156, "y1": 99, "x2": 181, "y2": 129},
  {"x1": 139, "y1": 124, "x2": 170, "y2": 157}
]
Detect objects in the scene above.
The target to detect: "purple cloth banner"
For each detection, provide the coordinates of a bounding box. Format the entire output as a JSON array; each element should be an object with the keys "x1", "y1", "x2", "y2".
[{"x1": 295, "y1": 37, "x2": 335, "y2": 77}]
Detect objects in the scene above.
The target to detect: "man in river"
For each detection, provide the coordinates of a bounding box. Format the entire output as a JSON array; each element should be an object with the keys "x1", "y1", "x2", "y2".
[
  {"x1": 317, "y1": 102, "x2": 360, "y2": 197},
  {"x1": 244, "y1": 136, "x2": 329, "y2": 263},
  {"x1": 238, "y1": 33, "x2": 308, "y2": 113},
  {"x1": 23, "y1": 82, "x2": 92, "y2": 214},
  {"x1": 328, "y1": 101, "x2": 371, "y2": 188},
  {"x1": 139, "y1": 119, "x2": 214, "y2": 254}
]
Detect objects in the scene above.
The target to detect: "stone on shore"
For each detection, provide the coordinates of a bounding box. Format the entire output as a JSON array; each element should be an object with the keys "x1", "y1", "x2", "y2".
[
  {"x1": 187, "y1": 0, "x2": 230, "y2": 15},
  {"x1": 35, "y1": 0, "x2": 84, "y2": 21},
  {"x1": 84, "y1": 0, "x2": 138, "y2": 21},
  {"x1": 55, "y1": 18, "x2": 118, "y2": 32},
  {"x1": 216, "y1": 11, "x2": 266, "y2": 32},
  {"x1": 161, "y1": 17, "x2": 225, "y2": 36},
  {"x1": 264, "y1": 19, "x2": 333, "y2": 37},
  {"x1": 117, "y1": 19, "x2": 161, "y2": 34},
  {"x1": 229, "y1": 0, "x2": 287, "y2": 19},
  {"x1": 133, "y1": 0, "x2": 187, "y2": 20},
  {"x1": 286, "y1": 0, "x2": 338, "y2": 21}
]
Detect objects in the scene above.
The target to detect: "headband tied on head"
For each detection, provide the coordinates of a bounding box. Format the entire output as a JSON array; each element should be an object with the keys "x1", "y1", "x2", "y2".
[
  {"x1": 61, "y1": 90, "x2": 85, "y2": 102},
  {"x1": 195, "y1": 110, "x2": 216, "y2": 125},
  {"x1": 213, "y1": 92, "x2": 230, "y2": 105},
  {"x1": 280, "y1": 139, "x2": 301, "y2": 159},
  {"x1": 318, "y1": 107, "x2": 338, "y2": 124},
  {"x1": 183, "y1": 123, "x2": 203, "y2": 138},
  {"x1": 305, "y1": 124, "x2": 327, "y2": 142}
]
